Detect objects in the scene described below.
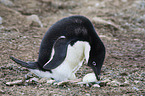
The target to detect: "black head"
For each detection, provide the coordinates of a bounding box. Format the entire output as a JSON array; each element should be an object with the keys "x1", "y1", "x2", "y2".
[{"x1": 88, "y1": 40, "x2": 106, "y2": 80}]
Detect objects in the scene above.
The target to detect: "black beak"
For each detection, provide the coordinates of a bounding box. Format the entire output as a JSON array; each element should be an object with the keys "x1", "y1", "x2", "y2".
[{"x1": 91, "y1": 66, "x2": 101, "y2": 81}]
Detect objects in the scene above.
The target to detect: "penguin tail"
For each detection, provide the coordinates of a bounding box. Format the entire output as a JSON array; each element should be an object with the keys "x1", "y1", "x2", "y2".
[{"x1": 10, "y1": 56, "x2": 38, "y2": 69}]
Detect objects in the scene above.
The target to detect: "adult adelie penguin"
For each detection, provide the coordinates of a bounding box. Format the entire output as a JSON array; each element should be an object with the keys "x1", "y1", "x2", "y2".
[{"x1": 10, "y1": 15, "x2": 106, "y2": 81}]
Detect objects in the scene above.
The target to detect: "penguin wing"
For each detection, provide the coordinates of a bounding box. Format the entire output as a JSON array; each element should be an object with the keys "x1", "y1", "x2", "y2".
[{"x1": 43, "y1": 36, "x2": 73, "y2": 70}]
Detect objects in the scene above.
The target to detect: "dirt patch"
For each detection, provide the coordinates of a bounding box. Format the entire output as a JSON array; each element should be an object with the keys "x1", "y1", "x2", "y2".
[{"x1": 0, "y1": 0, "x2": 145, "y2": 95}]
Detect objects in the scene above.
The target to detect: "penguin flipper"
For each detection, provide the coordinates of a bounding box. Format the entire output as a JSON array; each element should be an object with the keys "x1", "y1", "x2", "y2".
[{"x1": 43, "y1": 36, "x2": 72, "y2": 70}]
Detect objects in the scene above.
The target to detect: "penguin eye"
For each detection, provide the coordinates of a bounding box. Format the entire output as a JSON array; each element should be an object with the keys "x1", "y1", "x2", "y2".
[{"x1": 92, "y1": 61, "x2": 96, "y2": 66}]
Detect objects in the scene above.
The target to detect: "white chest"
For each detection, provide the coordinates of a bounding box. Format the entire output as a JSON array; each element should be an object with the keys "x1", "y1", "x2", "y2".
[{"x1": 30, "y1": 41, "x2": 90, "y2": 81}]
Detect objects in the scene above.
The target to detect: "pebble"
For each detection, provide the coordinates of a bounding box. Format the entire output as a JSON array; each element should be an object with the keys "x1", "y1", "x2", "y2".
[
  {"x1": 107, "y1": 80, "x2": 121, "y2": 87},
  {"x1": 134, "y1": 80, "x2": 140, "y2": 84},
  {"x1": 38, "y1": 77, "x2": 48, "y2": 84},
  {"x1": 24, "y1": 72, "x2": 34, "y2": 80},
  {"x1": 0, "y1": 0, "x2": 14, "y2": 6},
  {"x1": 57, "y1": 80, "x2": 70, "y2": 86},
  {"x1": 101, "y1": 79, "x2": 111, "y2": 83},
  {"x1": 0, "y1": 89, "x2": 5, "y2": 94},
  {"x1": 29, "y1": 77, "x2": 39, "y2": 83},
  {"x1": 6, "y1": 80, "x2": 24, "y2": 86},
  {"x1": 141, "y1": 72, "x2": 145, "y2": 77},
  {"x1": 133, "y1": 87, "x2": 139, "y2": 91},
  {"x1": 92, "y1": 17, "x2": 107, "y2": 24},
  {"x1": 120, "y1": 82, "x2": 129, "y2": 87},
  {"x1": 0, "y1": 16, "x2": 2, "y2": 24},
  {"x1": 53, "y1": 82, "x2": 58, "y2": 86},
  {"x1": 85, "y1": 93, "x2": 91, "y2": 96},
  {"x1": 120, "y1": 80, "x2": 130, "y2": 87},
  {"x1": 92, "y1": 17, "x2": 119, "y2": 29},
  {"x1": 99, "y1": 82, "x2": 107, "y2": 87},
  {"x1": 123, "y1": 78, "x2": 130, "y2": 86},
  {"x1": 53, "y1": 79, "x2": 82, "y2": 86},
  {"x1": 76, "y1": 82, "x2": 86, "y2": 85},
  {"x1": 136, "y1": 15, "x2": 145, "y2": 23},
  {"x1": 92, "y1": 84, "x2": 100, "y2": 88},
  {"x1": 99, "y1": 35, "x2": 112, "y2": 40},
  {"x1": 26, "y1": 15, "x2": 43, "y2": 28},
  {"x1": 120, "y1": 72, "x2": 128, "y2": 76},
  {"x1": 47, "y1": 79, "x2": 55, "y2": 84},
  {"x1": 95, "y1": 3, "x2": 100, "y2": 7},
  {"x1": 121, "y1": 0, "x2": 127, "y2": 2}
]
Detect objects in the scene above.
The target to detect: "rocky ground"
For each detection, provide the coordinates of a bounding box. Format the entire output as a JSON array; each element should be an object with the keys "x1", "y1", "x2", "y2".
[{"x1": 0, "y1": 0, "x2": 145, "y2": 95}]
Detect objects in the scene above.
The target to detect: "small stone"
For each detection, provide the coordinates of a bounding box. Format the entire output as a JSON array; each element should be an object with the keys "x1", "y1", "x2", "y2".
[
  {"x1": 0, "y1": 0, "x2": 14, "y2": 6},
  {"x1": 133, "y1": 87, "x2": 139, "y2": 91},
  {"x1": 0, "y1": 16, "x2": 2, "y2": 24},
  {"x1": 101, "y1": 79, "x2": 111, "y2": 83},
  {"x1": 120, "y1": 81, "x2": 129, "y2": 87},
  {"x1": 68, "y1": 88, "x2": 70, "y2": 91},
  {"x1": 76, "y1": 82, "x2": 86, "y2": 85},
  {"x1": 120, "y1": 78, "x2": 129, "y2": 86},
  {"x1": 92, "y1": 84, "x2": 100, "y2": 88},
  {"x1": 53, "y1": 82, "x2": 58, "y2": 85},
  {"x1": 134, "y1": 80, "x2": 140, "y2": 84},
  {"x1": 95, "y1": 3, "x2": 100, "y2": 7},
  {"x1": 0, "y1": 25, "x2": 4, "y2": 30},
  {"x1": 0, "y1": 89, "x2": 5, "y2": 94},
  {"x1": 24, "y1": 72, "x2": 34, "y2": 80},
  {"x1": 57, "y1": 80, "x2": 70, "y2": 86},
  {"x1": 92, "y1": 17, "x2": 119, "y2": 29},
  {"x1": 26, "y1": 77, "x2": 39, "y2": 84},
  {"x1": 141, "y1": 72, "x2": 145, "y2": 77},
  {"x1": 108, "y1": 80, "x2": 121, "y2": 87},
  {"x1": 122, "y1": 0, "x2": 127, "y2": 2},
  {"x1": 47, "y1": 79, "x2": 55, "y2": 84},
  {"x1": 86, "y1": 83, "x2": 90, "y2": 87},
  {"x1": 6, "y1": 80, "x2": 24, "y2": 86},
  {"x1": 38, "y1": 77, "x2": 48, "y2": 84},
  {"x1": 99, "y1": 82, "x2": 107, "y2": 87},
  {"x1": 26, "y1": 15, "x2": 43, "y2": 27},
  {"x1": 30, "y1": 21, "x2": 40, "y2": 27},
  {"x1": 120, "y1": 82, "x2": 129, "y2": 87},
  {"x1": 29, "y1": 77, "x2": 39, "y2": 83},
  {"x1": 85, "y1": 93, "x2": 91, "y2": 96},
  {"x1": 120, "y1": 72, "x2": 128, "y2": 76}
]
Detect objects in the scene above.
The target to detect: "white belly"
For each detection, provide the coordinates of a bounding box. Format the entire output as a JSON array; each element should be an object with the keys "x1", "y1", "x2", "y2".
[{"x1": 30, "y1": 41, "x2": 90, "y2": 81}]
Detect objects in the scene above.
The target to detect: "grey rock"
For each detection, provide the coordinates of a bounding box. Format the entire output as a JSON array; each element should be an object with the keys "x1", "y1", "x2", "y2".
[
  {"x1": 101, "y1": 79, "x2": 111, "y2": 83},
  {"x1": 0, "y1": 16, "x2": 2, "y2": 24},
  {"x1": 0, "y1": 89, "x2": 5, "y2": 94},
  {"x1": 38, "y1": 77, "x2": 48, "y2": 84},
  {"x1": 6, "y1": 80, "x2": 24, "y2": 86},
  {"x1": 107, "y1": 80, "x2": 121, "y2": 87},
  {"x1": 26, "y1": 15, "x2": 43, "y2": 28},
  {"x1": 47, "y1": 79, "x2": 55, "y2": 84},
  {"x1": 141, "y1": 72, "x2": 145, "y2": 77},
  {"x1": 26, "y1": 77, "x2": 39, "y2": 84},
  {"x1": 92, "y1": 84, "x2": 100, "y2": 88},
  {"x1": 29, "y1": 77, "x2": 39, "y2": 82},
  {"x1": 0, "y1": 0, "x2": 14, "y2": 6},
  {"x1": 85, "y1": 93, "x2": 91, "y2": 96},
  {"x1": 133, "y1": 87, "x2": 139, "y2": 91},
  {"x1": 57, "y1": 80, "x2": 70, "y2": 86}
]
